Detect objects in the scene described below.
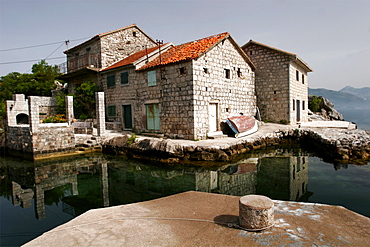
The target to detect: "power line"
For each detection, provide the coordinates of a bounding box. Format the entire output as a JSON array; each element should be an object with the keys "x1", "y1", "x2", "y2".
[
  {"x1": 0, "y1": 57, "x2": 65, "y2": 65},
  {"x1": 0, "y1": 37, "x2": 90, "y2": 52}
]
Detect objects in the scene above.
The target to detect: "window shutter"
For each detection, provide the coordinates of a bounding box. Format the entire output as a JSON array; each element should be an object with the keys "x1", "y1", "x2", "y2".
[{"x1": 121, "y1": 72, "x2": 129, "y2": 84}]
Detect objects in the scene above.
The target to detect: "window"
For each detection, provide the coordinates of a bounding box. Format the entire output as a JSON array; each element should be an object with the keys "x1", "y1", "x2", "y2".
[
  {"x1": 303, "y1": 101, "x2": 305, "y2": 110},
  {"x1": 296, "y1": 70, "x2": 299, "y2": 81},
  {"x1": 146, "y1": 103, "x2": 160, "y2": 130},
  {"x1": 250, "y1": 51, "x2": 253, "y2": 55},
  {"x1": 107, "y1": 105, "x2": 116, "y2": 116},
  {"x1": 147, "y1": 70, "x2": 156, "y2": 86},
  {"x1": 133, "y1": 31, "x2": 137, "y2": 37},
  {"x1": 203, "y1": 68, "x2": 208, "y2": 74},
  {"x1": 302, "y1": 74, "x2": 305, "y2": 84},
  {"x1": 121, "y1": 71, "x2": 129, "y2": 84},
  {"x1": 293, "y1": 99, "x2": 295, "y2": 110},
  {"x1": 237, "y1": 68, "x2": 242, "y2": 77},
  {"x1": 107, "y1": 74, "x2": 115, "y2": 87},
  {"x1": 224, "y1": 69, "x2": 230, "y2": 79},
  {"x1": 179, "y1": 67, "x2": 185, "y2": 75}
]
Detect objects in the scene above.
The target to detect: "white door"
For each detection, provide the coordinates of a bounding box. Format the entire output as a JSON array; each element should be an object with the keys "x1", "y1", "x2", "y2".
[{"x1": 209, "y1": 103, "x2": 218, "y2": 132}]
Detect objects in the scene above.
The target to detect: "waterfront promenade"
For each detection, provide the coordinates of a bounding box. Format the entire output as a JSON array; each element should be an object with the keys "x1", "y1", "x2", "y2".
[{"x1": 24, "y1": 191, "x2": 370, "y2": 246}]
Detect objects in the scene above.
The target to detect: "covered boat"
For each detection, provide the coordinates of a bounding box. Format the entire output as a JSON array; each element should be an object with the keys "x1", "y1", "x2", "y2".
[{"x1": 226, "y1": 115, "x2": 258, "y2": 138}]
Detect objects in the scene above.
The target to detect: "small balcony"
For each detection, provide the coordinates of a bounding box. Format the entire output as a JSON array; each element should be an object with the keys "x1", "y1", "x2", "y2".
[{"x1": 59, "y1": 54, "x2": 101, "y2": 74}]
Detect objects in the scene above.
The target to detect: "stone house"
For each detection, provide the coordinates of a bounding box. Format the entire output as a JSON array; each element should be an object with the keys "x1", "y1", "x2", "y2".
[
  {"x1": 101, "y1": 32, "x2": 256, "y2": 140},
  {"x1": 242, "y1": 40, "x2": 313, "y2": 124},
  {"x1": 59, "y1": 24, "x2": 157, "y2": 93}
]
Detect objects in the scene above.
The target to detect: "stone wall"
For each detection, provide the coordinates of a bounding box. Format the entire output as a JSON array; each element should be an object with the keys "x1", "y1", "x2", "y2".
[
  {"x1": 100, "y1": 26, "x2": 157, "y2": 69},
  {"x1": 6, "y1": 126, "x2": 33, "y2": 153},
  {"x1": 32, "y1": 124, "x2": 75, "y2": 157},
  {"x1": 289, "y1": 62, "x2": 309, "y2": 123},
  {"x1": 192, "y1": 38, "x2": 256, "y2": 139},
  {"x1": 243, "y1": 44, "x2": 309, "y2": 124}
]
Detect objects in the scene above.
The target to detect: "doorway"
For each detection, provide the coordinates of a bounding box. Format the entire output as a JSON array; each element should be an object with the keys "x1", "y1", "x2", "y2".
[
  {"x1": 209, "y1": 103, "x2": 218, "y2": 132},
  {"x1": 122, "y1": 105, "x2": 133, "y2": 129},
  {"x1": 296, "y1": 100, "x2": 301, "y2": 122}
]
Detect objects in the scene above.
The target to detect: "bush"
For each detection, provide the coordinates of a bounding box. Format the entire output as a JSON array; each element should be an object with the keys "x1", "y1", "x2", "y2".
[
  {"x1": 43, "y1": 114, "x2": 67, "y2": 123},
  {"x1": 309, "y1": 95, "x2": 322, "y2": 112}
]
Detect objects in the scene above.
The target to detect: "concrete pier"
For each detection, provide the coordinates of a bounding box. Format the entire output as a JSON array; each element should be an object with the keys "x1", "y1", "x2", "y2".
[{"x1": 24, "y1": 191, "x2": 370, "y2": 246}]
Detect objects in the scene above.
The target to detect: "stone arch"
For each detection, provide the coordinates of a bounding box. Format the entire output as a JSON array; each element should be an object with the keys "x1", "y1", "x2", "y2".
[{"x1": 16, "y1": 113, "x2": 29, "y2": 124}]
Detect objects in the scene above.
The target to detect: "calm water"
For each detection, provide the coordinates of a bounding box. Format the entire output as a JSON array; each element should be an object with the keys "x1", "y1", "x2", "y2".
[
  {"x1": 1, "y1": 149, "x2": 370, "y2": 246},
  {"x1": 340, "y1": 108, "x2": 370, "y2": 131}
]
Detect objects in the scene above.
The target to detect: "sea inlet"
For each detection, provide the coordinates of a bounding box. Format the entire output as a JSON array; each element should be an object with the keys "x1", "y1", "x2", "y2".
[{"x1": 1, "y1": 145, "x2": 369, "y2": 246}]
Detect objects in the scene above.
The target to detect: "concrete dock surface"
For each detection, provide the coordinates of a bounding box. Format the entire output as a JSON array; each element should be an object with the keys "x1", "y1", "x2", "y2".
[{"x1": 24, "y1": 191, "x2": 370, "y2": 246}]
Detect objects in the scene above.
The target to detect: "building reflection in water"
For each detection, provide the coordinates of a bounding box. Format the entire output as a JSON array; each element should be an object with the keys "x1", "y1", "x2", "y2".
[{"x1": 3, "y1": 151, "x2": 311, "y2": 221}]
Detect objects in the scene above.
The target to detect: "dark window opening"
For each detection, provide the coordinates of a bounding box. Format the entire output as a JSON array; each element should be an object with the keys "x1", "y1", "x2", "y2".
[
  {"x1": 296, "y1": 70, "x2": 299, "y2": 81},
  {"x1": 107, "y1": 74, "x2": 115, "y2": 87},
  {"x1": 303, "y1": 101, "x2": 305, "y2": 110},
  {"x1": 133, "y1": 31, "x2": 137, "y2": 37},
  {"x1": 274, "y1": 91, "x2": 277, "y2": 94},
  {"x1": 224, "y1": 69, "x2": 230, "y2": 79},
  {"x1": 203, "y1": 68, "x2": 208, "y2": 74},
  {"x1": 302, "y1": 74, "x2": 305, "y2": 84},
  {"x1": 293, "y1": 99, "x2": 295, "y2": 110},
  {"x1": 179, "y1": 67, "x2": 185, "y2": 75},
  {"x1": 121, "y1": 72, "x2": 129, "y2": 84},
  {"x1": 237, "y1": 68, "x2": 242, "y2": 77},
  {"x1": 250, "y1": 51, "x2": 253, "y2": 55},
  {"x1": 108, "y1": 105, "x2": 116, "y2": 116}
]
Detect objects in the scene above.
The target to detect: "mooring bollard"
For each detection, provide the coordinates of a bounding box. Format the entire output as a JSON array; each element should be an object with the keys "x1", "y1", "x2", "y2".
[{"x1": 239, "y1": 195, "x2": 274, "y2": 231}]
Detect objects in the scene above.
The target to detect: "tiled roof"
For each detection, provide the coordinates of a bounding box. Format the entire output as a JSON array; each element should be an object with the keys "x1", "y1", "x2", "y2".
[
  {"x1": 242, "y1": 40, "x2": 313, "y2": 72},
  {"x1": 102, "y1": 44, "x2": 167, "y2": 71},
  {"x1": 138, "y1": 32, "x2": 229, "y2": 70}
]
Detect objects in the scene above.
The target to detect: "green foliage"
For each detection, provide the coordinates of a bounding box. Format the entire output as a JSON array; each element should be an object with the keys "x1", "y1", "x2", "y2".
[
  {"x1": 0, "y1": 60, "x2": 60, "y2": 123},
  {"x1": 127, "y1": 133, "x2": 137, "y2": 145},
  {"x1": 309, "y1": 95, "x2": 322, "y2": 112},
  {"x1": 279, "y1": 119, "x2": 288, "y2": 124},
  {"x1": 54, "y1": 81, "x2": 99, "y2": 119},
  {"x1": 43, "y1": 114, "x2": 67, "y2": 123}
]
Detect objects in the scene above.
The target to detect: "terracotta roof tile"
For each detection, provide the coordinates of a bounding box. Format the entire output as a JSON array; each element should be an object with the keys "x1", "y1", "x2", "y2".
[
  {"x1": 138, "y1": 32, "x2": 229, "y2": 70},
  {"x1": 102, "y1": 44, "x2": 166, "y2": 71}
]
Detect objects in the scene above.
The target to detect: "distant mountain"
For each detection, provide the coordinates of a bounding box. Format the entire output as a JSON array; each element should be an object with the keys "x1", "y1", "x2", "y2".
[
  {"x1": 339, "y1": 86, "x2": 370, "y2": 101},
  {"x1": 309, "y1": 87, "x2": 370, "y2": 110}
]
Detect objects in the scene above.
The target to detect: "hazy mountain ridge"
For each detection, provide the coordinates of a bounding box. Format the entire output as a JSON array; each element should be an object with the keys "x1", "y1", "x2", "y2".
[
  {"x1": 309, "y1": 87, "x2": 370, "y2": 110},
  {"x1": 339, "y1": 86, "x2": 370, "y2": 100}
]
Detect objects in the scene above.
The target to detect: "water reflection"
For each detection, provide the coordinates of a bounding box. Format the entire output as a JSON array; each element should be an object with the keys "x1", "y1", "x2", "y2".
[{"x1": 1, "y1": 149, "x2": 312, "y2": 221}]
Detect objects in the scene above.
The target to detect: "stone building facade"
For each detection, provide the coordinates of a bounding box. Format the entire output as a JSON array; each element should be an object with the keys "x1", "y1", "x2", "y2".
[
  {"x1": 102, "y1": 33, "x2": 257, "y2": 140},
  {"x1": 59, "y1": 24, "x2": 157, "y2": 93},
  {"x1": 242, "y1": 40, "x2": 313, "y2": 124}
]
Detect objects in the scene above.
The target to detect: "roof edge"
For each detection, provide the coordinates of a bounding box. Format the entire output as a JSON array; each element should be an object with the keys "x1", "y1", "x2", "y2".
[{"x1": 242, "y1": 40, "x2": 312, "y2": 72}]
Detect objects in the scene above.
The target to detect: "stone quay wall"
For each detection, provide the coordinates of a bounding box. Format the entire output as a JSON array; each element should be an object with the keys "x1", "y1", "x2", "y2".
[{"x1": 102, "y1": 124, "x2": 370, "y2": 164}]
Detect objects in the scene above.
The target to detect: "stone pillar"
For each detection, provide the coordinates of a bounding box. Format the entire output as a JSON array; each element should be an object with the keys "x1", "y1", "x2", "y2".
[
  {"x1": 65, "y1": 96, "x2": 74, "y2": 125},
  {"x1": 29, "y1": 96, "x2": 40, "y2": 134},
  {"x1": 95, "y1": 92, "x2": 105, "y2": 136},
  {"x1": 239, "y1": 195, "x2": 274, "y2": 231}
]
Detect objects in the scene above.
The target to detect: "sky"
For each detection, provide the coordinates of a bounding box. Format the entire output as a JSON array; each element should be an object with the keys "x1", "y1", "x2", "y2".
[{"x1": 0, "y1": 0, "x2": 369, "y2": 91}]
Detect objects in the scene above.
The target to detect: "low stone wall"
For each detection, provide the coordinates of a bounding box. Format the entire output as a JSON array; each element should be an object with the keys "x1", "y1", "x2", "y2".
[
  {"x1": 102, "y1": 126, "x2": 370, "y2": 164},
  {"x1": 6, "y1": 126, "x2": 33, "y2": 153},
  {"x1": 32, "y1": 124, "x2": 75, "y2": 158}
]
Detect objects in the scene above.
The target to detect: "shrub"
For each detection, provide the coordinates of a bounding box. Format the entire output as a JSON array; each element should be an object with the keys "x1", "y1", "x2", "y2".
[
  {"x1": 309, "y1": 95, "x2": 322, "y2": 112},
  {"x1": 43, "y1": 114, "x2": 67, "y2": 123}
]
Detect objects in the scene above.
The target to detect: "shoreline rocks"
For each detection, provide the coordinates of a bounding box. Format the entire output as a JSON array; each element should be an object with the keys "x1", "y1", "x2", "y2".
[{"x1": 102, "y1": 123, "x2": 370, "y2": 164}]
